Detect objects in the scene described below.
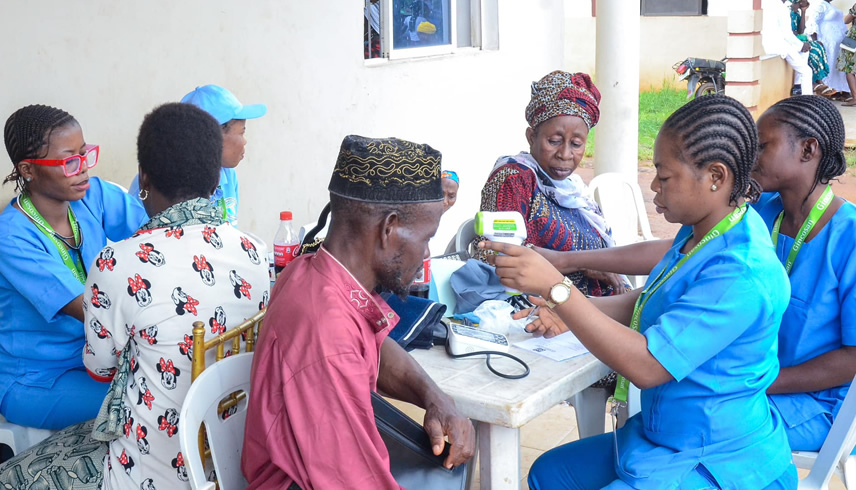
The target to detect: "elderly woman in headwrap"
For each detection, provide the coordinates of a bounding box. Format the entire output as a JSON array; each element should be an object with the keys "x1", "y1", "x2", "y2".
[{"x1": 476, "y1": 70, "x2": 625, "y2": 297}]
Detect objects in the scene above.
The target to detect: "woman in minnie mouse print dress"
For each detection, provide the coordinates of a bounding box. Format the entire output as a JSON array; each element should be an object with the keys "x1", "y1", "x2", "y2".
[{"x1": 82, "y1": 103, "x2": 269, "y2": 490}]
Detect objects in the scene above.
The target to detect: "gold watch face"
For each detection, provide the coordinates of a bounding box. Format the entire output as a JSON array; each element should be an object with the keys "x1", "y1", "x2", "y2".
[{"x1": 550, "y1": 282, "x2": 571, "y2": 305}]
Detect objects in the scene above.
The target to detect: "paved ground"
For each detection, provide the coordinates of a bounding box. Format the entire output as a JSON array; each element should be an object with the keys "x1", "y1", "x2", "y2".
[
  {"x1": 839, "y1": 101, "x2": 856, "y2": 148},
  {"x1": 580, "y1": 97, "x2": 856, "y2": 240}
]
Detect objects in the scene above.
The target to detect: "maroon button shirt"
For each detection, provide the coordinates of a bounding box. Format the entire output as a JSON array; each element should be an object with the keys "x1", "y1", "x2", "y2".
[{"x1": 242, "y1": 246, "x2": 403, "y2": 490}]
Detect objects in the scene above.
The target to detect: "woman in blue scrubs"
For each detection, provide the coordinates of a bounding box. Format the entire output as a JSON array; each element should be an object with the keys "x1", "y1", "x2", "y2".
[
  {"x1": 0, "y1": 105, "x2": 147, "y2": 429},
  {"x1": 752, "y1": 95, "x2": 856, "y2": 452},
  {"x1": 530, "y1": 95, "x2": 856, "y2": 456},
  {"x1": 481, "y1": 95, "x2": 797, "y2": 489}
]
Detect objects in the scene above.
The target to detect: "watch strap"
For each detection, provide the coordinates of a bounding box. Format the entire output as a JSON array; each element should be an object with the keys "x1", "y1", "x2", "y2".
[{"x1": 546, "y1": 277, "x2": 574, "y2": 308}]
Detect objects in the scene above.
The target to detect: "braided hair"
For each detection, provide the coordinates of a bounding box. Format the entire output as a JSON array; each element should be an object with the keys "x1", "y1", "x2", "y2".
[
  {"x1": 3, "y1": 105, "x2": 77, "y2": 193},
  {"x1": 661, "y1": 95, "x2": 761, "y2": 205},
  {"x1": 765, "y1": 95, "x2": 846, "y2": 194}
]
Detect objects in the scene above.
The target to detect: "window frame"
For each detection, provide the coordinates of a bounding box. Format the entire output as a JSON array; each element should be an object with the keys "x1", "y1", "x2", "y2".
[{"x1": 368, "y1": 0, "x2": 490, "y2": 62}]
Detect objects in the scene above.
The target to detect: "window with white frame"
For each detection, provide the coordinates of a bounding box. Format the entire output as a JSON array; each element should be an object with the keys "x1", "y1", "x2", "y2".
[{"x1": 364, "y1": 0, "x2": 498, "y2": 60}]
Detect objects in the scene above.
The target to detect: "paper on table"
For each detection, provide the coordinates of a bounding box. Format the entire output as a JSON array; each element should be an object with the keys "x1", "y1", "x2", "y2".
[{"x1": 515, "y1": 331, "x2": 590, "y2": 362}]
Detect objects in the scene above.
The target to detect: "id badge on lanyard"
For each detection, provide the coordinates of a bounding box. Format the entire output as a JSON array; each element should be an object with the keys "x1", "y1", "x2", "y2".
[{"x1": 607, "y1": 203, "x2": 747, "y2": 465}]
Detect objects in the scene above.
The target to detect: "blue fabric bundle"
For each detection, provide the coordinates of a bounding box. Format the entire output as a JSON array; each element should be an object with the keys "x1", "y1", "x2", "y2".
[
  {"x1": 449, "y1": 259, "x2": 508, "y2": 314},
  {"x1": 384, "y1": 293, "x2": 447, "y2": 351}
]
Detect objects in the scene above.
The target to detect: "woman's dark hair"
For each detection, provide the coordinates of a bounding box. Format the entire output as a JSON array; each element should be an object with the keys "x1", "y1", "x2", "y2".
[
  {"x1": 765, "y1": 95, "x2": 846, "y2": 194},
  {"x1": 3, "y1": 105, "x2": 77, "y2": 192},
  {"x1": 661, "y1": 94, "x2": 761, "y2": 205},
  {"x1": 137, "y1": 103, "x2": 223, "y2": 202}
]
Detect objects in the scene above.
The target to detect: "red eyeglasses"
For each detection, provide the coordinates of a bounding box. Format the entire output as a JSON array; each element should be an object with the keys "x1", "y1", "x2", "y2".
[{"x1": 22, "y1": 144, "x2": 99, "y2": 177}]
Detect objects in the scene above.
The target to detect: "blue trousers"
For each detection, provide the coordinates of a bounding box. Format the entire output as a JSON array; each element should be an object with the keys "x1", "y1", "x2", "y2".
[
  {"x1": 0, "y1": 367, "x2": 108, "y2": 430},
  {"x1": 527, "y1": 432, "x2": 798, "y2": 490}
]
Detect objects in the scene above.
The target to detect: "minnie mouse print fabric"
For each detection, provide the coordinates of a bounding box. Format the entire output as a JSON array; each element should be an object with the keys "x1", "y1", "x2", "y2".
[{"x1": 83, "y1": 222, "x2": 269, "y2": 490}]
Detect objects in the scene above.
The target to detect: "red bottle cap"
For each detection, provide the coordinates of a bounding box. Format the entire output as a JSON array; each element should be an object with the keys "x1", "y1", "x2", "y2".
[{"x1": 280, "y1": 211, "x2": 292, "y2": 221}]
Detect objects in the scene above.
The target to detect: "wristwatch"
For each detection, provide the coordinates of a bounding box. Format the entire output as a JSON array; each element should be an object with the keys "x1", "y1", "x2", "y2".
[{"x1": 545, "y1": 277, "x2": 574, "y2": 308}]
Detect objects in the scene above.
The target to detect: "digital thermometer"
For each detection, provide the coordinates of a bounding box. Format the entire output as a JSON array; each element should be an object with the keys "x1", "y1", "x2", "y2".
[{"x1": 447, "y1": 322, "x2": 509, "y2": 355}]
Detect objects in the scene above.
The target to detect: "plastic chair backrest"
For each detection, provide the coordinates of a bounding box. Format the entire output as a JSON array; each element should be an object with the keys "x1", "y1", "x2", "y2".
[
  {"x1": 587, "y1": 172, "x2": 654, "y2": 247},
  {"x1": 453, "y1": 218, "x2": 476, "y2": 256},
  {"x1": 179, "y1": 353, "x2": 254, "y2": 490},
  {"x1": 799, "y1": 375, "x2": 856, "y2": 489},
  {"x1": 298, "y1": 220, "x2": 330, "y2": 245}
]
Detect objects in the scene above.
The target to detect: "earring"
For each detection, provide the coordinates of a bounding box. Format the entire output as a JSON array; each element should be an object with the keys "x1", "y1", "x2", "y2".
[
  {"x1": 710, "y1": 184, "x2": 718, "y2": 191},
  {"x1": 138, "y1": 189, "x2": 149, "y2": 201},
  {"x1": 25, "y1": 177, "x2": 32, "y2": 182}
]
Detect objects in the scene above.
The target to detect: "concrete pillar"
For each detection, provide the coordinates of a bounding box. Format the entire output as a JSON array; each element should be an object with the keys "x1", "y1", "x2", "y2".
[
  {"x1": 725, "y1": 0, "x2": 764, "y2": 116},
  {"x1": 593, "y1": 0, "x2": 639, "y2": 178}
]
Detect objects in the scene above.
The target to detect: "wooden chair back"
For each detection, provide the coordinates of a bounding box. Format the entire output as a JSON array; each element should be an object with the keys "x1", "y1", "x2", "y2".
[{"x1": 191, "y1": 309, "x2": 265, "y2": 381}]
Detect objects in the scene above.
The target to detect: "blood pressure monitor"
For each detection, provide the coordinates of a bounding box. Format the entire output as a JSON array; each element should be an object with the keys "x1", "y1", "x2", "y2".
[{"x1": 447, "y1": 322, "x2": 509, "y2": 355}]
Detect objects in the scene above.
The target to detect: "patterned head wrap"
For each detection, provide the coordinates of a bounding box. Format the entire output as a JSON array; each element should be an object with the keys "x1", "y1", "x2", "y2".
[
  {"x1": 441, "y1": 170, "x2": 459, "y2": 184},
  {"x1": 525, "y1": 71, "x2": 601, "y2": 130},
  {"x1": 328, "y1": 135, "x2": 443, "y2": 203}
]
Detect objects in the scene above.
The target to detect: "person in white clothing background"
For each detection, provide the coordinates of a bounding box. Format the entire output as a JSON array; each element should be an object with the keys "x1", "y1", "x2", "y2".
[
  {"x1": 763, "y1": 0, "x2": 814, "y2": 95},
  {"x1": 805, "y1": 0, "x2": 851, "y2": 97}
]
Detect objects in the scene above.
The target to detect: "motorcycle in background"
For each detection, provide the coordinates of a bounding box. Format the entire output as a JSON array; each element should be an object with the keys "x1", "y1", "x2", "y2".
[{"x1": 673, "y1": 58, "x2": 727, "y2": 98}]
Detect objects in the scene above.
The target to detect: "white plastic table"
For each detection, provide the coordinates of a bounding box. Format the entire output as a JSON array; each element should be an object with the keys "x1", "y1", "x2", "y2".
[{"x1": 409, "y1": 331, "x2": 611, "y2": 490}]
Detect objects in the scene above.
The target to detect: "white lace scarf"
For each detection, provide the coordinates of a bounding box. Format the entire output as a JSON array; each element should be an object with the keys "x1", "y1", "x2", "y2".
[{"x1": 492, "y1": 152, "x2": 614, "y2": 247}]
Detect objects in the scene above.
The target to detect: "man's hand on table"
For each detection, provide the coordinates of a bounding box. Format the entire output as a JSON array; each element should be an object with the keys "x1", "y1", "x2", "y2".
[{"x1": 422, "y1": 396, "x2": 476, "y2": 469}]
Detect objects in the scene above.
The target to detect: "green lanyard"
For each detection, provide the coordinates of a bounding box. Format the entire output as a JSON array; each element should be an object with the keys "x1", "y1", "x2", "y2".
[
  {"x1": 18, "y1": 194, "x2": 86, "y2": 284},
  {"x1": 610, "y1": 203, "x2": 748, "y2": 411},
  {"x1": 216, "y1": 186, "x2": 228, "y2": 221},
  {"x1": 771, "y1": 185, "x2": 833, "y2": 275},
  {"x1": 218, "y1": 196, "x2": 227, "y2": 221}
]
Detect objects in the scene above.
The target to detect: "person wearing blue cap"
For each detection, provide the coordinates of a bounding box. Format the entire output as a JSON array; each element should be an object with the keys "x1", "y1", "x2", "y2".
[{"x1": 129, "y1": 85, "x2": 267, "y2": 227}]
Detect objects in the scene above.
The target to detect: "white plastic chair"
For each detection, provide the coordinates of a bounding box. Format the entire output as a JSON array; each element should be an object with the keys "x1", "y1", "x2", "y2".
[
  {"x1": 179, "y1": 353, "x2": 254, "y2": 490},
  {"x1": 0, "y1": 414, "x2": 55, "y2": 460},
  {"x1": 795, "y1": 375, "x2": 856, "y2": 489},
  {"x1": 298, "y1": 220, "x2": 329, "y2": 245},
  {"x1": 588, "y1": 172, "x2": 654, "y2": 246},
  {"x1": 588, "y1": 172, "x2": 655, "y2": 289},
  {"x1": 444, "y1": 218, "x2": 477, "y2": 256}
]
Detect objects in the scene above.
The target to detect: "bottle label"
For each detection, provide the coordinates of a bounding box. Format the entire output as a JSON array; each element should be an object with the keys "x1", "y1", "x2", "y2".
[
  {"x1": 274, "y1": 242, "x2": 299, "y2": 268},
  {"x1": 412, "y1": 259, "x2": 431, "y2": 285}
]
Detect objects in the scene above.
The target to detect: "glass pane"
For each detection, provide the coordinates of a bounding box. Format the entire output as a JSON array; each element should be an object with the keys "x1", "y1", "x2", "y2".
[
  {"x1": 456, "y1": 0, "x2": 471, "y2": 48},
  {"x1": 364, "y1": 0, "x2": 382, "y2": 59},
  {"x1": 393, "y1": 0, "x2": 452, "y2": 50},
  {"x1": 64, "y1": 156, "x2": 82, "y2": 176},
  {"x1": 85, "y1": 147, "x2": 98, "y2": 168}
]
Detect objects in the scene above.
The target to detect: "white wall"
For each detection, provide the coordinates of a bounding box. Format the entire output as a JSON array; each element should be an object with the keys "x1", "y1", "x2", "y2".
[
  {"x1": 564, "y1": 1, "x2": 728, "y2": 90},
  {"x1": 0, "y1": 0, "x2": 565, "y2": 254}
]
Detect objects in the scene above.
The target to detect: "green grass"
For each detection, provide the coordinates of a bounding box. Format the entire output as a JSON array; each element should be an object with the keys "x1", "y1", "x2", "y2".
[
  {"x1": 584, "y1": 86, "x2": 856, "y2": 169},
  {"x1": 584, "y1": 85, "x2": 690, "y2": 161},
  {"x1": 846, "y1": 148, "x2": 856, "y2": 168}
]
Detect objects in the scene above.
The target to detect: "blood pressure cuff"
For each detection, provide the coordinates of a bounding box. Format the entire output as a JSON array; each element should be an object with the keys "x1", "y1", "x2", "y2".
[{"x1": 384, "y1": 293, "x2": 447, "y2": 351}]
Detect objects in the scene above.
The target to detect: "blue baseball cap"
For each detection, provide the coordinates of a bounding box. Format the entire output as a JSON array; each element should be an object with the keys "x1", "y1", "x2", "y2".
[{"x1": 180, "y1": 85, "x2": 267, "y2": 125}]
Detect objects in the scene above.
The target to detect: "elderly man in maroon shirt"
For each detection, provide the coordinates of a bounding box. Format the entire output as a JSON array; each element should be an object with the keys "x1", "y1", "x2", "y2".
[{"x1": 242, "y1": 135, "x2": 475, "y2": 489}]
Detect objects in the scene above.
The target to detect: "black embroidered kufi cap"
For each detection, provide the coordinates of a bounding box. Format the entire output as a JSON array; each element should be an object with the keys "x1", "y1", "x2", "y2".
[{"x1": 328, "y1": 135, "x2": 443, "y2": 203}]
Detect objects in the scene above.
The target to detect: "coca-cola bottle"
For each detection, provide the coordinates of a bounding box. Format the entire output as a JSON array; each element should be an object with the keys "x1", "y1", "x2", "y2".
[{"x1": 273, "y1": 211, "x2": 299, "y2": 276}]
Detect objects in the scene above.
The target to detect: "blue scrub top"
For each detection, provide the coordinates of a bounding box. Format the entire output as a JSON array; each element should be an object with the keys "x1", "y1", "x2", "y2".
[
  {"x1": 129, "y1": 167, "x2": 239, "y2": 226},
  {"x1": 616, "y1": 208, "x2": 793, "y2": 489},
  {"x1": 753, "y1": 192, "x2": 856, "y2": 426},
  {"x1": 0, "y1": 177, "x2": 147, "y2": 395}
]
